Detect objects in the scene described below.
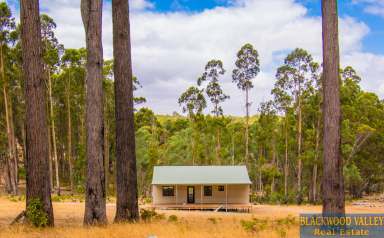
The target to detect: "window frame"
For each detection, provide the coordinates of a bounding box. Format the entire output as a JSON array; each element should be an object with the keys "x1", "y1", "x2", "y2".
[
  {"x1": 204, "y1": 186, "x2": 213, "y2": 196},
  {"x1": 162, "y1": 186, "x2": 175, "y2": 197}
]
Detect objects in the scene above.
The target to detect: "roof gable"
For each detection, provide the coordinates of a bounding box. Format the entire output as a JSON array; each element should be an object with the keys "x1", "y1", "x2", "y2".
[{"x1": 152, "y1": 166, "x2": 252, "y2": 185}]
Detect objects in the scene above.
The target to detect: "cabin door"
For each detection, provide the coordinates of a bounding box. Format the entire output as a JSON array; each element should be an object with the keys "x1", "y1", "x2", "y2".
[{"x1": 187, "y1": 186, "x2": 195, "y2": 203}]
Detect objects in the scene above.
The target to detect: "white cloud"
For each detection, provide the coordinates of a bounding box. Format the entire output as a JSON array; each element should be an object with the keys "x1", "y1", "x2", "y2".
[
  {"x1": 7, "y1": 0, "x2": 384, "y2": 115},
  {"x1": 353, "y1": 0, "x2": 384, "y2": 17},
  {"x1": 343, "y1": 52, "x2": 384, "y2": 94},
  {"x1": 131, "y1": 0, "x2": 154, "y2": 11}
]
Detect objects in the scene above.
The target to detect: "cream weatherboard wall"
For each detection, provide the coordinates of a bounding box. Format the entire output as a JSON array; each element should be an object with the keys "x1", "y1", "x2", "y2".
[
  {"x1": 152, "y1": 184, "x2": 250, "y2": 205},
  {"x1": 151, "y1": 166, "x2": 252, "y2": 206}
]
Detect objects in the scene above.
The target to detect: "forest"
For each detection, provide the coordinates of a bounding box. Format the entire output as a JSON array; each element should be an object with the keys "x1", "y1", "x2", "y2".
[{"x1": 1, "y1": 1, "x2": 384, "y2": 206}]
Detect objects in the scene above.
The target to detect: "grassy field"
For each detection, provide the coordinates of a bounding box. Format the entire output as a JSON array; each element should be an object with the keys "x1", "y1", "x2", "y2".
[{"x1": 1, "y1": 196, "x2": 384, "y2": 238}]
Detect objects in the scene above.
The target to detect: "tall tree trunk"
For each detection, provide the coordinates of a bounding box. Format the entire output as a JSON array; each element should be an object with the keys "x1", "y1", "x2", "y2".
[
  {"x1": 214, "y1": 104, "x2": 221, "y2": 164},
  {"x1": 3, "y1": 87, "x2": 17, "y2": 195},
  {"x1": 296, "y1": 95, "x2": 303, "y2": 204},
  {"x1": 215, "y1": 127, "x2": 221, "y2": 164},
  {"x1": 66, "y1": 72, "x2": 74, "y2": 195},
  {"x1": 80, "y1": 114, "x2": 86, "y2": 148},
  {"x1": 284, "y1": 114, "x2": 289, "y2": 199},
  {"x1": 231, "y1": 131, "x2": 235, "y2": 165},
  {"x1": 271, "y1": 133, "x2": 276, "y2": 194},
  {"x1": 48, "y1": 70, "x2": 60, "y2": 195},
  {"x1": 104, "y1": 118, "x2": 109, "y2": 196},
  {"x1": 9, "y1": 101, "x2": 18, "y2": 189},
  {"x1": 4, "y1": 156, "x2": 12, "y2": 193},
  {"x1": 21, "y1": 0, "x2": 54, "y2": 226},
  {"x1": 47, "y1": 121, "x2": 53, "y2": 191},
  {"x1": 113, "y1": 0, "x2": 139, "y2": 222},
  {"x1": 81, "y1": 0, "x2": 107, "y2": 225},
  {"x1": 245, "y1": 88, "x2": 249, "y2": 166},
  {"x1": 311, "y1": 115, "x2": 321, "y2": 204},
  {"x1": 190, "y1": 118, "x2": 197, "y2": 165},
  {"x1": 258, "y1": 147, "x2": 263, "y2": 193},
  {"x1": 1, "y1": 44, "x2": 18, "y2": 195},
  {"x1": 321, "y1": 0, "x2": 345, "y2": 215}
]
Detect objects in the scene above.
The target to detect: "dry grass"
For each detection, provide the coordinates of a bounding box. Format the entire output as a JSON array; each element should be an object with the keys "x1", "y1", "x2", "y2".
[{"x1": 0, "y1": 196, "x2": 383, "y2": 238}]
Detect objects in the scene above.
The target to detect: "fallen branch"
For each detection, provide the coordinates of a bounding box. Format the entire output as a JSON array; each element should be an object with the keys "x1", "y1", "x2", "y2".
[{"x1": 10, "y1": 210, "x2": 26, "y2": 225}]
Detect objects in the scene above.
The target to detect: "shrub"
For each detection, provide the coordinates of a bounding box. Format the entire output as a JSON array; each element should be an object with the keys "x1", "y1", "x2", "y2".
[
  {"x1": 7, "y1": 195, "x2": 25, "y2": 202},
  {"x1": 143, "y1": 197, "x2": 152, "y2": 204},
  {"x1": 344, "y1": 164, "x2": 364, "y2": 198},
  {"x1": 276, "y1": 215, "x2": 296, "y2": 226},
  {"x1": 276, "y1": 227, "x2": 287, "y2": 238},
  {"x1": 241, "y1": 218, "x2": 269, "y2": 233},
  {"x1": 207, "y1": 217, "x2": 217, "y2": 224},
  {"x1": 26, "y1": 198, "x2": 49, "y2": 227},
  {"x1": 240, "y1": 220, "x2": 258, "y2": 232},
  {"x1": 140, "y1": 208, "x2": 165, "y2": 222},
  {"x1": 268, "y1": 192, "x2": 284, "y2": 204},
  {"x1": 51, "y1": 195, "x2": 63, "y2": 202},
  {"x1": 168, "y1": 215, "x2": 178, "y2": 222},
  {"x1": 155, "y1": 213, "x2": 165, "y2": 221}
]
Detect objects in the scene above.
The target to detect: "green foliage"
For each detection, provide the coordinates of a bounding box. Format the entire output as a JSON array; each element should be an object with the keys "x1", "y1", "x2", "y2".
[
  {"x1": 7, "y1": 195, "x2": 25, "y2": 202},
  {"x1": 198, "y1": 59, "x2": 229, "y2": 116},
  {"x1": 241, "y1": 216, "x2": 296, "y2": 237},
  {"x1": 51, "y1": 194, "x2": 85, "y2": 203},
  {"x1": 276, "y1": 215, "x2": 296, "y2": 226},
  {"x1": 178, "y1": 86, "x2": 206, "y2": 118},
  {"x1": 140, "y1": 208, "x2": 165, "y2": 222},
  {"x1": 208, "y1": 217, "x2": 220, "y2": 224},
  {"x1": 344, "y1": 164, "x2": 364, "y2": 198},
  {"x1": 168, "y1": 214, "x2": 178, "y2": 222},
  {"x1": 240, "y1": 218, "x2": 268, "y2": 233},
  {"x1": 0, "y1": 2, "x2": 16, "y2": 44},
  {"x1": 232, "y1": 43, "x2": 260, "y2": 91},
  {"x1": 26, "y1": 199, "x2": 49, "y2": 227}
]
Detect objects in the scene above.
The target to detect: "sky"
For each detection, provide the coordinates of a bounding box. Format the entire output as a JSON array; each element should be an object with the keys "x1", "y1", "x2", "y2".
[{"x1": 4, "y1": 0, "x2": 384, "y2": 116}]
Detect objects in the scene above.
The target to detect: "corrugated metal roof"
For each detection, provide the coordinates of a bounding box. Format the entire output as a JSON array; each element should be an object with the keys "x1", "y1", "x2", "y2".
[{"x1": 151, "y1": 166, "x2": 252, "y2": 185}]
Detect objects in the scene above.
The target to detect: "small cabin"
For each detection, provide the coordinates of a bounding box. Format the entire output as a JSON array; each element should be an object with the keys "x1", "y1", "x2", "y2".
[{"x1": 151, "y1": 166, "x2": 252, "y2": 212}]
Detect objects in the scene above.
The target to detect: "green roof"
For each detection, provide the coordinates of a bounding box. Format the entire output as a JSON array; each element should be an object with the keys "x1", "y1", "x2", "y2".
[{"x1": 152, "y1": 166, "x2": 252, "y2": 185}]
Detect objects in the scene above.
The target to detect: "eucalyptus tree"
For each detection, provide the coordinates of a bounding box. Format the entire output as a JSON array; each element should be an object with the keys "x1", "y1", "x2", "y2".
[
  {"x1": 21, "y1": 0, "x2": 54, "y2": 226},
  {"x1": 81, "y1": 0, "x2": 107, "y2": 225},
  {"x1": 271, "y1": 86, "x2": 292, "y2": 199},
  {"x1": 61, "y1": 48, "x2": 86, "y2": 195},
  {"x1": 198, "y1": 59, "x2": 229, "y2": 163},
  {"x1": 101, "y1": 59, "x2": 146, "y2": 107},
  {"x1": 305, "y1": 63, "x2": 322, "y2": 204},
  {"x1": 40, "y1": 13, "x2": 62, "y2": 195},
  {"x1": 321, "y1": 0, "x2": 345, "y2": 215},
  {"x1": 102, "y1": 59, "x2": 114, "y2": 197},
  {"x1": 132, "y1": 76, "x2": 147, "y2": 106},
  {"x1": 178, "y1": 86, "x2": 206, "y2": 164},
  {"x1": 274, "y1": 48, "x2": 318, "y2": 204},
  {"x1": 232, "y1": 43, "x2": 260, "y2": 165},
  {"x1": 0, "y1": 2, "x2": 17, "y2": 195},
  {"x1": 340, "y1": 66, "x2": 375, "y2": 164},
  {"x1": 179, "y1": 86, "x2": 207, "y2": 118},
  {"x1": 257, "y1": 100, "x2": 279, "y2": 194},
  {"x1": 112, "y1": 0, "x2": 139, "y2": 222}
]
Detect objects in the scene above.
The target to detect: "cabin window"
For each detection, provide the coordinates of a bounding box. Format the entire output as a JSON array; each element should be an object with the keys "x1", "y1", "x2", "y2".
[
  {"x1": 218, "y1": 185, "x2": 225, "y2": 192},
  {"x1": 204, "y1": 186, "x2": 212, "y2": 196},
  {"x1": 162, "y1": 186, "x2": 174, "y2": 196}
]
